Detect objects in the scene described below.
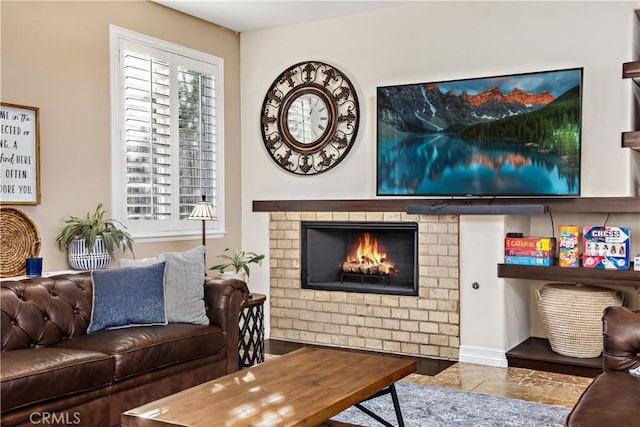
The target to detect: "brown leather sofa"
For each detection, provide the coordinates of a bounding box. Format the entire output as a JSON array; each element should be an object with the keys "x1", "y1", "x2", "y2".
[
  {"x1": 1, "y1": 272, "x2": 249, "y2": 427},
  {"x1": 565, "y1": 305, "x2": 640, "y2": 427}
]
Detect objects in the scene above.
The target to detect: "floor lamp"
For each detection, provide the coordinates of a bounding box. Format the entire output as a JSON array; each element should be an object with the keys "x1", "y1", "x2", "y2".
[{"x1": 188, "y1": 195, "x2": 218, "y2": 273}]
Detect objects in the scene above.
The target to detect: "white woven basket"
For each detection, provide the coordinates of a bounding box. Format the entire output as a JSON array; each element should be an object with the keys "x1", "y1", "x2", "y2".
[
  {"x1": 536, "y1": 283, "x2": 623, "y2": 358},
  {"x1": 68, "y1": 237, "x2": 113, "y2": 270}
]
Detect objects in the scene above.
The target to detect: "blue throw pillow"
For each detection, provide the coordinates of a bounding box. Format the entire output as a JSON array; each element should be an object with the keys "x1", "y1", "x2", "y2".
[{"x1": 88, "y1": 262, "x2": 167, "y2": 334}]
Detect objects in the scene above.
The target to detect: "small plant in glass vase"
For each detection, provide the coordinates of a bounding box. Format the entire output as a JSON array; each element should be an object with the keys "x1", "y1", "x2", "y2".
[
  {"x1": 210, "y1": 248, "x2": 264, "y2": 283},
  {"x1": 55, "y1": 203, "x2": 134, "y2": 270}
]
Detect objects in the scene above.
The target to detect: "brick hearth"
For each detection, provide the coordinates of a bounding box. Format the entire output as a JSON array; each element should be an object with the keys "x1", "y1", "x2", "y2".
[{"x1": 268, "y1": 211, "x2": 460, "y2": 360}]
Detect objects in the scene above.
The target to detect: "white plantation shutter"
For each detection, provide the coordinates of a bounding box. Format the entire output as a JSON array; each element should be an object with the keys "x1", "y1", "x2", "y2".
[
  {"x1": 111, "y1": 27, "x2": 224, "y2": 240},
  {"x1": 177, "y1": 67, "x2": 217, "y2": 219},
  {"x1": 123, "y1": 50, "x2": 172, "y2": 221}
]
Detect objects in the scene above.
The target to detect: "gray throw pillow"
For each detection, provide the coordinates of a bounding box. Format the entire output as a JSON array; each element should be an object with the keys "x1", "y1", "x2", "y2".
[
  {"x1": 118, "y1": 256, "x2": 159, "y2": 267},
  {"x1": 159, "y1": 245, "x2": 208, "y2": 325}
]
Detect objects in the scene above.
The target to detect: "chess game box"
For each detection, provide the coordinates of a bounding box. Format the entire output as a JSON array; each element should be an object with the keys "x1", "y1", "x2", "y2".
[{"x1": 582, "y1": 226, "x2": 630, "y2": 270}]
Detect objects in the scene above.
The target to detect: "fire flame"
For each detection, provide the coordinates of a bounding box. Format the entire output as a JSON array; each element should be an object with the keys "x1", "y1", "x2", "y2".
[
  {"x1": 354, "y1": 233, "x2": 386, "y2": 265},
  {"x1": 343, "y1": 233, "x2": 395, "y2": 275}
]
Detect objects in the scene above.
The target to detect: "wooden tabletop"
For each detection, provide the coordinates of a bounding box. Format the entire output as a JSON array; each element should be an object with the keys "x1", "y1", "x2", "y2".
[
  {"x1": 246, "y1": 293, "x2": 266, "y2": 305},
  {"x1": 122, "y1": 347, "x2": 416, "y2": 427}
]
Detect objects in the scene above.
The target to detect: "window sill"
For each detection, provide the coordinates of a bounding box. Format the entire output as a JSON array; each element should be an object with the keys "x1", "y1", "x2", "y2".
[{"x1": 131, "y1": 229, "x2": 226, "y2": 244}]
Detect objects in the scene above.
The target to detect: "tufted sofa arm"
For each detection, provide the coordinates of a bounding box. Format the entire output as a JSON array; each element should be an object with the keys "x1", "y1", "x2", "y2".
[
  {"x1": 602, "y1": 305, "x2": 640, "y2": 372},
  {"x1": 204, "y1": 277, "x2": 250, "y2": 372},
  {"x1": 1, "y1": 274, "x2": 93, "y2": 351}
]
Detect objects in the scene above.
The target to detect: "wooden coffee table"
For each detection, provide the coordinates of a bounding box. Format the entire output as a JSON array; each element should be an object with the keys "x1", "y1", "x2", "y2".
[{"x1": 122, "y1": 347, "x2": 416, "y2": 427}]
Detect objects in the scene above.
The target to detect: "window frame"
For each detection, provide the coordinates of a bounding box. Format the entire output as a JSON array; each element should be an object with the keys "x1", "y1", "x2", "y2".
[{"x1": 109, "y1": 25, "x2": 225, "y2": 243}]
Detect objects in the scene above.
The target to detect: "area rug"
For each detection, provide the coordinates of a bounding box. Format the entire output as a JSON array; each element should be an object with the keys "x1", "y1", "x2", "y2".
[{"x1": 331, "y1": 381, "x2": 570, "y2": 427}]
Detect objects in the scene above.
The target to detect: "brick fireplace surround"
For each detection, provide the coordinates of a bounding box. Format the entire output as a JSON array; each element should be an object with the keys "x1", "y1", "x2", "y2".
[{"x1": 268, "y1": 211, "x2": 460, "y2": 361}]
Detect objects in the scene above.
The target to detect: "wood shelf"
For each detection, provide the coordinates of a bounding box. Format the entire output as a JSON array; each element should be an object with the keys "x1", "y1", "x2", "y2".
[
  {"x1": 622, "y1": 61, "x2": 640, "y2": 150},
  {"x1": 506, "y1": 337, "x2": 601, "y2": 378},
  {"x1": 497, "y1": 264, "x2": 640, "y2": 287},
  {"x1": 622, "y1": 131, "x2": 640, "y2": 149},
  {"x1": 499, "y1": 264, "x2": 637, "y2": 376},
  {"x1": 623, "y1": 60, "x2": 640, "y2": 79},
  {"x1": 253, "y1": 197, "x2": 640, "y2": 214}
]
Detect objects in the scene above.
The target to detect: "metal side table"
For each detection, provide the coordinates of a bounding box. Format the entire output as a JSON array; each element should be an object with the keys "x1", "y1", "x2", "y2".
[{"x1": 238, "y1": 293, "x2": 266, "y2": 369}]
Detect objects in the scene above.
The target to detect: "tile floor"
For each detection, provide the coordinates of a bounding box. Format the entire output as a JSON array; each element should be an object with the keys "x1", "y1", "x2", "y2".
[
  {"x1": 401, "y1": 362, "x2": 592, "y2": 409},
  {"x1": 265, "y1": 344, "x2": 593, "y2": 409}
]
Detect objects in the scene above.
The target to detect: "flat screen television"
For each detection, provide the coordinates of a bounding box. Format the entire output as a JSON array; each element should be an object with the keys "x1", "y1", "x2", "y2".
[{"x1": 376, "y1": 68, "x2": 583, "y2": 197}]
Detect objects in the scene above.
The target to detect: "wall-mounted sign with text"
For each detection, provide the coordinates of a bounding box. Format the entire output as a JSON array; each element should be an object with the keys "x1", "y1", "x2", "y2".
[{"x1": 1, "y1": 103, "x2": 40, "y2": 205}]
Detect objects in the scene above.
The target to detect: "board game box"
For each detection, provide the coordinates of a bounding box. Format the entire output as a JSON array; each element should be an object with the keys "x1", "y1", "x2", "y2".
[
  {"x1": 504, "y1": 248, "x2": 555, "y2": 258},
  {"x1": 504, "y1": 237, "x2": 556, "y2": 251},
  {"x1": 582, "y1": 226, "x2": 631, "y2": 270},
  {"x1": 558, "y1": 225, "x2": 580, "y2": 268},
  {"x1": 504, "y1": 256, "x2": 556, "y2": 266}
]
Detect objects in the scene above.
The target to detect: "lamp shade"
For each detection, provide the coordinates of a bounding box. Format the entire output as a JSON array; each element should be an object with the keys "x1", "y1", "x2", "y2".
[{"x1": 188, "y1": 196, "x2": 218, "y2": 221}]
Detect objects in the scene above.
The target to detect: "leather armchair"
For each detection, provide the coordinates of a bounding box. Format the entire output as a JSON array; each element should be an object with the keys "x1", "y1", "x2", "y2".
[{"x1": 565, "y1": 306, "x2": 640, "y2": 427}]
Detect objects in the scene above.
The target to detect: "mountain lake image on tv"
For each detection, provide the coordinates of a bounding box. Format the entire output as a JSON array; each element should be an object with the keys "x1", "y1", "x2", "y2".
[{"x1": 377, "y1": 68, "x2": 583, "y2": 196}]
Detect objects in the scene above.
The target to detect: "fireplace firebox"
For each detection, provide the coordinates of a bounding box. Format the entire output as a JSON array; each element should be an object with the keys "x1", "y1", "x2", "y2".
[{"x1": 301, "y1": 221, "x2": 418, "y2": 296}]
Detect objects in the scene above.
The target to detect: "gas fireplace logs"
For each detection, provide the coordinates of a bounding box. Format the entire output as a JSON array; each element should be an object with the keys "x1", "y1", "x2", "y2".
[
  {"x1": 341, "y1": 261, "x2": 393, "y2": 275},
  {"x1": 341, "y1": 233, "x2": 395, "y2": 276}
]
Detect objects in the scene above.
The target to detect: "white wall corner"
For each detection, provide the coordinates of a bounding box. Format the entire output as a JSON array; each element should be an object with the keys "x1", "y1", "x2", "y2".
[
  {"x1": 459, "y1": 216, "x2": 509, "y2": 356},
  {"x1": 504, "y1": 216, "x2": 533, "y2": 349}
]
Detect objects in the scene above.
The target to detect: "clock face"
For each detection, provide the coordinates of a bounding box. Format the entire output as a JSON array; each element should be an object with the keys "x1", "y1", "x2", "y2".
[
  {"x1": 286, "y1": 93, "x2": 330, "y2": 145},
  {"x1": 260, "y1": 61, "x2": 360, "y2": 175}
]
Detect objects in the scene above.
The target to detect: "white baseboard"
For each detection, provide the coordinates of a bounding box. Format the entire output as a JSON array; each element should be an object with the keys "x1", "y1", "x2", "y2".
[{"x1": 458, "y1": 345, "x2": 508, "y2": 367}]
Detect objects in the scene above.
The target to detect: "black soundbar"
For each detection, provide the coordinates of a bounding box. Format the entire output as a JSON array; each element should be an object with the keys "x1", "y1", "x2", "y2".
[{"x1": 406, "y1": 204, "x2": 548, "y2": 215}]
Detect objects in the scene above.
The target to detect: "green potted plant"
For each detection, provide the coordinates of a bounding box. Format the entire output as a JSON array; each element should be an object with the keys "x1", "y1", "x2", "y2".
[
  {"x1": 55, "y1": 203, "x2": 134, "y2": 270},
  {"x1": 210, "y1": 248, "x2": 264, "y2": 281}
]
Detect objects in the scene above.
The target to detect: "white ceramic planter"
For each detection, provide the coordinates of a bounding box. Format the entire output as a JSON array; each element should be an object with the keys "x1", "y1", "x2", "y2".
[{"x1": 68, "y1": 237, "x2": 113, "y2": 270}]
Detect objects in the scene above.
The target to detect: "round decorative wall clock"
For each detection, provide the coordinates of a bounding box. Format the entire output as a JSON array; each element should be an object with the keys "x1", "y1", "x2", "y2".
[{"x1": 260, "y1": 61, "x2": 360, "y2": 175}]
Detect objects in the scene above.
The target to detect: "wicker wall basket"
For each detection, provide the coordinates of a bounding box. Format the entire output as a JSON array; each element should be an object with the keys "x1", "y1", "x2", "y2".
[
  {"x1": 536, "y1": 283, "x2": 623, "y2": 358},
  {"x1": 0, "y1": 207, "x2": 41, "y2": 278}
]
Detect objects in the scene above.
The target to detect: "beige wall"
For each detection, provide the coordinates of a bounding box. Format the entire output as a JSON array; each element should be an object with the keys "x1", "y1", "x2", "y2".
[
  {"x1": 239, "y1": 1, "x2": 640, "y2": 364},
  {"x1": 1, "y1": 0, "x2": 242, "y2": 271}
]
